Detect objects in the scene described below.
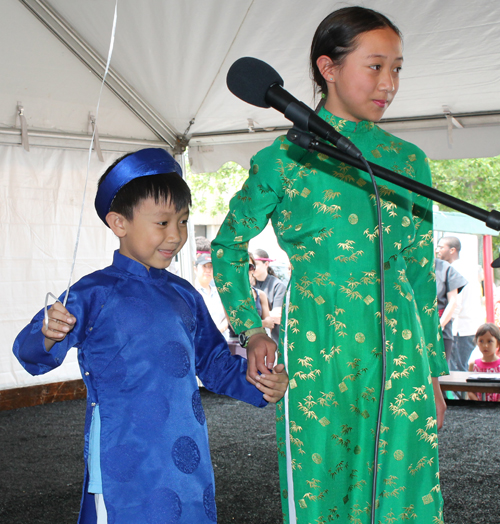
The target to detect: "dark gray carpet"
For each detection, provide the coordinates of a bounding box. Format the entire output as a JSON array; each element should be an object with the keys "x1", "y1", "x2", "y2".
[{"x1": 0, "y1": 393, "x2": 498, "y2": 524}]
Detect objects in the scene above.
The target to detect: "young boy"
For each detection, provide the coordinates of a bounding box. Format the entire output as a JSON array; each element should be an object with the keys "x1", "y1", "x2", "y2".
[{"x1": 13, "y1": 148, "x2": 288, "y2": 524}]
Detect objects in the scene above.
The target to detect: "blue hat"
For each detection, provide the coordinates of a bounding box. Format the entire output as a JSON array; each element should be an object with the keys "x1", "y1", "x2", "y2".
[{"x1": 95, "y1": 148, "x2": 183, "y2": 226}]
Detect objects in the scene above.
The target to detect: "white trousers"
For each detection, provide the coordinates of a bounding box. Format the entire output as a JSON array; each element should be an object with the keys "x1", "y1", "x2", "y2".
[{"x1": 95, "y1": 493, "x2": 108, "y2": 524}]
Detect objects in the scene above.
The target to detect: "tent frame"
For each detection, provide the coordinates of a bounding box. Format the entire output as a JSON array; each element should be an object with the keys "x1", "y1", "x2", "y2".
[{"x1": 20, "y1": 0, "x2": 180, "y2": 149}]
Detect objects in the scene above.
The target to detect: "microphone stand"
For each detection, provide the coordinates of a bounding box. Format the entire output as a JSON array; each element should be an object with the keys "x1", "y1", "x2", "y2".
[{"x1": 287, "y1": 127, "x2": 500, "y2": 267}]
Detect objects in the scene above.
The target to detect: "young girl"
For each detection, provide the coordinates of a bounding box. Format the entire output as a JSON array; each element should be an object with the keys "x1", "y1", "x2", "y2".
[
  {"x1": 468, "y1": 323, "x2": 500, "y2": 401},
  {"x1": 213, "y1": 6, "x2": 447, "y2": 523}
]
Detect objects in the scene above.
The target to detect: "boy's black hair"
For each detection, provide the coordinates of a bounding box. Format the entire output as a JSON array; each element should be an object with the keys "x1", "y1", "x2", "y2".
[{"x1": 98, "y1": 152, "x2": 192, "y2": 221}]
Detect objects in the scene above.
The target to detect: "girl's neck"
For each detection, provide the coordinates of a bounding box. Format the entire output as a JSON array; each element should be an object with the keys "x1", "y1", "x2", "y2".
[
  {"x1": 481, "y1": 353, "x2": 500, "y2": 363},
  {"x1": 323, "y1": 98, "x2": 361, "y2": 123}
]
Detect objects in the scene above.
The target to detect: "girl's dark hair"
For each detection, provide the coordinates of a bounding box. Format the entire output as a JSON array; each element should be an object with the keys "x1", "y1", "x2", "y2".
[
  {"x1": 98, "y1": 152, "x2": 191, "y2": 221},
  {"x1": 475, "y1": 323, "x2": 500, "y2": 344},
  {"x1": 310, "y1": 6, "x2": 402, "y2": 96}
]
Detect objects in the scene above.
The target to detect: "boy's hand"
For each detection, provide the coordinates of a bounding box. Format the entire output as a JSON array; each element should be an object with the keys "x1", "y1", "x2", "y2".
[
  {"x1": 42, "y1": 302, "x2": 76, "y2": 350},
  {"x1": 255, "y1": 364, "x2": 289, "y2": 403},
  {"x1": 246, "y1": 333, "x2": 277, "y2": 385}
]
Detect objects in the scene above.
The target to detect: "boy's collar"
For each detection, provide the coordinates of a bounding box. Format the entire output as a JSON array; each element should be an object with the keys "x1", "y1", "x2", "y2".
[
  {"x1": 95, "y1": 148, "x2": 182, "y2": 226},
  {"x1": 112, "y1": 250, "x2": 166, "y2": 279}
]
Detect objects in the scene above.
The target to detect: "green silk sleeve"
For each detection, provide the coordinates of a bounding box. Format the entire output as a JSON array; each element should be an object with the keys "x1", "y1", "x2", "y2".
[{"x1": 212, "y1": 138, "x2": 286, "y2": 334}]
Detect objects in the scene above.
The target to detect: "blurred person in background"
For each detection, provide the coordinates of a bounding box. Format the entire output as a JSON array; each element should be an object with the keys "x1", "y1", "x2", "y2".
[
  {"x1": 435, "y1": 257, "x2": 467, "y2": 363},
  {"x1": 227, "y1": 253, "x2": 274, "y2": 354},
  {"x1": 194, "y1": 253, "x2": 228, "y2": 338},
  {"x1": 253, "y1": 248, "x2": 287, "y2": 345},
  {"x1": 436, "y1": 236, "x2": 483, "y2": 372}
]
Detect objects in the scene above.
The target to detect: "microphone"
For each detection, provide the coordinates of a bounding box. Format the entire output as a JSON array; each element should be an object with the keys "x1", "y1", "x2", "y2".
[{"x1": 226, "y1": 57, "x2": 362, "y2": 159}]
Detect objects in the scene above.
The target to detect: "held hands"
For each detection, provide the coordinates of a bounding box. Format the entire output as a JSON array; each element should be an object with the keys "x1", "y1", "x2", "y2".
[
  {"x1": 245, "y1": 332, "x2": 288, "y2": 402},
  {"x1": 255, "y1": 364, "x2": 289, "y2": 403},
  {"x1": 42, "y1": 302, "x2": 76, "y2": 351},
  {"x1": 245, "y1": 332, "x2": 277, "y2": 385}
]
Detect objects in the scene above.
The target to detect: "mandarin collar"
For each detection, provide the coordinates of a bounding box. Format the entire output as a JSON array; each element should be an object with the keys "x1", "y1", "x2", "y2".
[
  {"x1": 318, "y1": 106, "x2": 375, "y2": 135},
  {"x1": 112, "y1": 250, "x2": 166, "y2": 280}
]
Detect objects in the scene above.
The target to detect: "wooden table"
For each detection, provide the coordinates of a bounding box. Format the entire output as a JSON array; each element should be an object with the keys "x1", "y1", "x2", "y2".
[{"x1": 439, "y1": 371, "x2": 500, "y2": 394}]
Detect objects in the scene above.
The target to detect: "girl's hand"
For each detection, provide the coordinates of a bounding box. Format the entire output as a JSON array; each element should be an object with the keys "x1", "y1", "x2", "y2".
[
  {"x1": 42, "y1": 302, "x2": 76, "y2": 350},
  {"x1": 246, "y1": 333, "x2": 277, "y2": 385},
  {"x1": 255, "y1": 364, "x2": 288, "y2": 403},
  {"x1": 432, "y1": 377, "x2": 447, "y2": 429}
]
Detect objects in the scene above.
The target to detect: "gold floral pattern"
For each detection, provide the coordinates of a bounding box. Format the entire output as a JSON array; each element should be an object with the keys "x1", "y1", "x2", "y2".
[{"x1": 212, "y1": 107, "x2": 448, "y2": 523}]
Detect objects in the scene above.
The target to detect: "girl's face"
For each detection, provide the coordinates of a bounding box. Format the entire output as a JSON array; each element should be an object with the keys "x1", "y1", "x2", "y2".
[
  {"x1": 254, "y1": 259, "x2": 268, "y2": 281},
  {"x1": 477, "y1": 331, "x2": 500, "y2": 362},
  {"x1": 320, "y1": 27, "x2": 403, "y2": 123}
]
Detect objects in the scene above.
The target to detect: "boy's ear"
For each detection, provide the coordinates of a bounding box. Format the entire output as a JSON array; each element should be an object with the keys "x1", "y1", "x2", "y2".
[
  {"x1": 316, "y1": 55, "x2": 337, "y2": 84},
  {"x1": 106, "y1": 212, "x2": 127, "y2": 238}
]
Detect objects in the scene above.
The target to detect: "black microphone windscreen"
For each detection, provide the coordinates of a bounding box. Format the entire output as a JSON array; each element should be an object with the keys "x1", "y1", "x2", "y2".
[{"x1": 226, "y1": 57, "x2": 283, "y2": 108}]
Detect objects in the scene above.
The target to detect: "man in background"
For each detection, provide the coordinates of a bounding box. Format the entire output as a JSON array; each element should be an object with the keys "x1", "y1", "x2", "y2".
[
  {"x1": 436, "y1": 236, "x2": 482, "y2": 372},
  {"x1": 435, "y1": 257, "x2": 467, "y2": 363}
]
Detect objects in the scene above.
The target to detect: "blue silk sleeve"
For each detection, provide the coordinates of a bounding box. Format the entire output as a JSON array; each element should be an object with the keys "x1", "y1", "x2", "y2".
[
  {"x1": 13, "y1": 271, "x2": 112, "y2": 376},
  {"x1": 191, "y1": 290, "x2": 267, "y2": 408}
]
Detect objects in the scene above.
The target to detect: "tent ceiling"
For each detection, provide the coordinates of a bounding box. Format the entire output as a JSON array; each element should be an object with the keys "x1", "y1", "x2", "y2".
[{"x1": 1, "y1": 0, "x2": 500, "y2": 169}]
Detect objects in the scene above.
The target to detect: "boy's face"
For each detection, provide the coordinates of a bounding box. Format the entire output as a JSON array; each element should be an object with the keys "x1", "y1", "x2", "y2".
[{"x1": 118, "y1": 196, "x2": 189, "y2": 270}]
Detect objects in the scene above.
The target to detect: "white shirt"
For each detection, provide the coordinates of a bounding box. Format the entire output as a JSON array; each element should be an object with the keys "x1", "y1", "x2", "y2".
[
  {"x1": 194, "y1": 280, "x2": 228, "y2": 338},
  {"x1": 451, "y1": 258, "x2": 483, "y2": 336}
]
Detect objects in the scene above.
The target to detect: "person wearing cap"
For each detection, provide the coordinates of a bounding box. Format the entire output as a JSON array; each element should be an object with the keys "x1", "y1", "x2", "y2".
[
  {"x1": 12, "y1": 148, "x2": 288, "y2": 524},
  {"x1": 252, "y1": 249, "x2": 287, "y2": 345},
  {"x1": 194, "y1": 253, "x2": 228, "y2": 337}
]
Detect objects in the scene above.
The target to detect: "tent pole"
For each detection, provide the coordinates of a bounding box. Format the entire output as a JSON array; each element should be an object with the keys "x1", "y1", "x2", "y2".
[{"x1": 175, "y1": 152, "x2": 195, "y2": 284}]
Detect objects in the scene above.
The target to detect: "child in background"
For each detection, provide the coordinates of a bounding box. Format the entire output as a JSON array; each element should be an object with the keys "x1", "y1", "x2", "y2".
[
  {"x1": 468, "y1": 323, "x2": 500, "y2": 401},
  {"x1": 13, "y1": 148, "x2": 288, "y2": 524}
]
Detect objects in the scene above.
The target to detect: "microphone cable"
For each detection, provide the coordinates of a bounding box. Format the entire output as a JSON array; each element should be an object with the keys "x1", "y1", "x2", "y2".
[
  {"x1": 358, "y1": 156, "x2": 387, "y2": 524},
  {"x1": 226, "y1": 56, "x2": 389, "y2": 522}
]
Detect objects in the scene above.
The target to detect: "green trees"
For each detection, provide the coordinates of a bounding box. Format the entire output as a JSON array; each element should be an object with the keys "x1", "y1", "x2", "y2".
[
  {"x1": 185, "y1": 155, "x2": 500, "y2": 225},
  {"x1": 186, "y1": 161, "x2": 247, "y2": 217},
  {"x1": 430, "y1": 157, "x2": 500, "y2": 212}
]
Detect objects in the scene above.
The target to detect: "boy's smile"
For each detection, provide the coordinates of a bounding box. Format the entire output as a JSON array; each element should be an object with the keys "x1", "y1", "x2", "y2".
[{"x1": 117, "y1": 197, "x2": 189, "y2": 271}]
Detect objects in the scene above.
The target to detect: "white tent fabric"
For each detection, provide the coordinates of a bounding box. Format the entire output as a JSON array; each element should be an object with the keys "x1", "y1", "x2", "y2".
[
  {"x1": 2, "y1": 0, "x2": 500, "y2": 163},
  {"x1": 1, "y1": 145, "x2": 121, "y2": 389},
  {"x1": 2, "y1": 0, "x2": 500, "y2": 391}
]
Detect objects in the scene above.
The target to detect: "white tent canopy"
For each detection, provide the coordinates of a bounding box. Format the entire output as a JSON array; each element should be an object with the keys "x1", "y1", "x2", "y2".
[
  {"x1": 2, "y1": 0, "x2": 500, "y2": 165},
  {"x1": 2, "y1": 0, "x2": 500, "y2": 392}
]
